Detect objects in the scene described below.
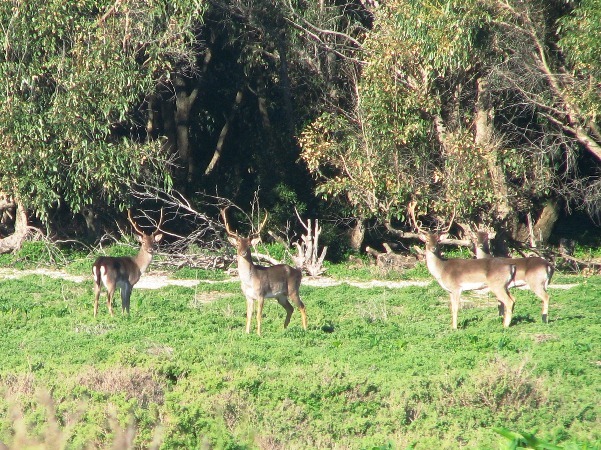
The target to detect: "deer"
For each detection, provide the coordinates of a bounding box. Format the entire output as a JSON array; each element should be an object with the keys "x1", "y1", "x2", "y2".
[
  {"x1": 92, "y1": 209, "x2": 163, "y2": 317},
  {"x1": 470, "y1": 229, "x2": 554, "y2": 323},
  {"x1": 221, "y1": 207, "x2": 308, "y2": 336},
  {"x1": 409, "y1": 202, "x2": 518, "y2": 329}
]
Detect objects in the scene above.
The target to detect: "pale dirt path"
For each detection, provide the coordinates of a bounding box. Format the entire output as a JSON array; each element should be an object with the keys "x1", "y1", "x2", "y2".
[{"x1": 0, "y1": 267, "x2": 578, "y2": 291}]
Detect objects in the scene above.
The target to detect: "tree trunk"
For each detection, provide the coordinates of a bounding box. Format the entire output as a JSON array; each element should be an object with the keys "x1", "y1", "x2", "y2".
[
  {"x1": 174, "y1": 74, "x2": 199, "y2": 184},
  {"x1": 0, "y1": 200, "x2": 29, "y2": 254},
  {"x1": 348, "y1": 218, "x2": 365, "y2": 251},
  {"x1": 515, "y1": 201, "x2": 559, "y2": 245},
  {"x1": 204, "y1": 89, "x2": 244, "y2": 176},
  {"x1": 277, "y1": 35, "x2": 294, "y2": 135},
  {"x1": 475, "y1": 77, "x2": 512, "y2": 225},
  {"x1": 160, "y1": 95, "x2": 177, "y2": 155}
]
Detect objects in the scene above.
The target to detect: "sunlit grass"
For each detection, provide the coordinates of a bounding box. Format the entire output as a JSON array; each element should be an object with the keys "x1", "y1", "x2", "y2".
[{"x1": 0, "y1": 261, "x2": 599, "y2": 448}]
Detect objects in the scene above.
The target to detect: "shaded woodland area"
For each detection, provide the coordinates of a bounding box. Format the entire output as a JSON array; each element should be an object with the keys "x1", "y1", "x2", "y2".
[{"x1": 1, "y1": 0, "x2": 601, "y2": 262}]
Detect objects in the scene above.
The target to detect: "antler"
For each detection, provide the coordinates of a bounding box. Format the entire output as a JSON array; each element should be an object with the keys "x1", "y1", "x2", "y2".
[
  {"x1": 128, "y1": 208, "x2": 164, "y2": 236},
  {"x1": 408, "y1": 200, "x2": 428, "y2": 234},
  {"x1": 155, "y1": 207, "x2": 164, "y2": 232},
  {"x1": 408, "y1": 201, "x2": 456, "y2": 235},
  {"x1": 252, "y1": 210, "x2": 269, "y2": 237},
  {"x1": 441, "y1": 207, "x2": 456, "y2": 234},
  {"x1": 128, "y1": 209, "x2": 145, "y2": 235},
  {"x1": 220, "y1": 207, "x2": 239, "y2": 238}
]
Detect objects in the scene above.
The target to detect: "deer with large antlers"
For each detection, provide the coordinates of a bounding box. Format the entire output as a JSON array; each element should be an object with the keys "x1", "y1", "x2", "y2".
[
  {"x1": 470, "y1": 230, "x2": 554, "y2": 323},
  {"x1": 409, "y1": 202, "x2": 518, "y2": 329},
  {"x1": 221, "y1": 207, "x2": 307, "y2": 335},
  {"x1": 92, "y1": 209, "x2": 163, "y2": 317}
]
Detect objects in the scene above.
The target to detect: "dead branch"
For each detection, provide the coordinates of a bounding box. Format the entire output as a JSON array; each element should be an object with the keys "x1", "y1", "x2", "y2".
[
  {"x1": 365, "y1": 243, "x2": 419, "y2": 269},
  {"x1": 131, "y1": 185, "x2": 234, "y2": 269},
  {"x1": 293, "y1": 209, "x2": 328, "y2": 276}
]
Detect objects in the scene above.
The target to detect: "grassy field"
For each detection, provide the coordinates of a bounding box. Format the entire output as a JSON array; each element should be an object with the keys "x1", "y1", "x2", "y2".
[{"x1": 0, "y1": 246, "x2": 599, "y2": 449}]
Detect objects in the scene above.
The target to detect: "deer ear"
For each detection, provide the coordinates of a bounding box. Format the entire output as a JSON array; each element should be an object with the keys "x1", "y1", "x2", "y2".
[
  {"x1": 154, "y1": 233, "x2": 163, "y2": 242},
  {"x1": 251, "y1": 237, "x2": 261, "y2": 247},
  {"x1": 228, "y1": 236, "x2": 238, "y2": 246}
]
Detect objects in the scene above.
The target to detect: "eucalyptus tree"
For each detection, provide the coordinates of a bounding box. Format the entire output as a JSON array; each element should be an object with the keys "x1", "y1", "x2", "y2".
[
  {"x1": 0, "y1": 0, "x2": 205, "y2": 237},
  {"x1": 301, "y1": 0, "x2": 601, "y2": 244},
  {"x1": 178, "y1": 0, "x2": 370, "y2": 228}
]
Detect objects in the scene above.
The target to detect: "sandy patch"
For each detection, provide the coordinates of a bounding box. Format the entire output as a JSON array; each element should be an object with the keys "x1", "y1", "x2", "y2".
[{"x1": 0, "y1": 267, "x2": 577, "y2": 291}]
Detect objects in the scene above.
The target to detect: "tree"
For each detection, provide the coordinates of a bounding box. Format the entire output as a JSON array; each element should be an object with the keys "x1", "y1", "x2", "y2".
[
  {"x1": 171, "y1": 0, "x2": 370, "y2": 229},
  {"x1": 0, "y1": 0, "x2": 205, "y2": 231},
  {"x1": 300, "y1": 0, "x2": 601, "y2": 245}
]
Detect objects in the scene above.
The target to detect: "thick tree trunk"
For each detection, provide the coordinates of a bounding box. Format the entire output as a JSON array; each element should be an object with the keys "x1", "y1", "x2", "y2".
[
  {"x1": 174, "y1": 74, "x2": 199, "y2": 184},
  {"x1": 160, "y1": 96, "x2": 177, "y2": 155},
  {"x1": 348, "y1": 218, "x2": 365, "y2": 251},
  {"x1": 0, "y1": 200, "x2": 29, "y2": 254},
  {"x1": 515, "y1": 201, "x2": 559, "y2": 245},
  {"x1": 475, "y1": 77, "x2": 512, "y2": 225}
]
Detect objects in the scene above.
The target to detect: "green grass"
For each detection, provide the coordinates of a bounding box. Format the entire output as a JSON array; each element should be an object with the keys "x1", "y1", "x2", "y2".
[{"x1": 0, "y1": 257, "x2": 599, "y2": 449}]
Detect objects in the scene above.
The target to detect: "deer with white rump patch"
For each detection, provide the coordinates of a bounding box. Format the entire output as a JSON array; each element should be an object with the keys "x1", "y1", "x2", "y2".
[
  {"x1": 221, "y1": 207, "x2": 307, "y2": 335},
  {"x1": 471, "y1": 230, "x2": 554, "y2": 323},
  {"x1": 92, "y1": 209, "x2": 163, "y2": 317},
  {"x1": 409, "y1": 202, "x2": 518, "y2": 329}
]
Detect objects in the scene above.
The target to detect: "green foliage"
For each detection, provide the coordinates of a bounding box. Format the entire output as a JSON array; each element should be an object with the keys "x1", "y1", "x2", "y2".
[
  {"x1": 300, "y1": 0, "x2": 499, "y2": 222},
  {"x1": 300, "y1": 0, "x2": 601, "y2": 233},
  {"x1": 10, "y1": 240, "x2": 67, "y2": 268},
  {"x1": 15, "y1": 242, "x2": 51, "y2": 265},
  {"x1": 494, "y1": 427, "x2": 600, "y2": 450},
  {"x1": 557, "y1": 0, "x2": 601, "y2": 124},
  {"x1": 0, "y1": 0, "x2": 203, "y2": 221},
  {"x1": 0, "y1": 263, "x2": 599, "y2": 448}
]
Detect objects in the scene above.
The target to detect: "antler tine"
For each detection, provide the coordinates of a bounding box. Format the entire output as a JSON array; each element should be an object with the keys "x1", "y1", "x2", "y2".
[
  {"x1": 128, "y1": 209, "x2": 146, "y2": 235},
  {"x1": 408, "y1": 200, "x2": 427, "y2": 234},
  {"x1": 155, "y1": 207, "x2": 165, "y2": 231},
  {"x1": 254, "y1": 210, "x2": 269, "y2": 237},
  {"x1": 441, "y1": 206, "x2": 456, "y2": 234},
  {"x1": 220, "y1": 206, "x2": 238, "y2": 237}
]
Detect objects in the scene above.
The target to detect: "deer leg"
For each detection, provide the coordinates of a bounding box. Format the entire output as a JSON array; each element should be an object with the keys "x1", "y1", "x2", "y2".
[
  {"x1": 106, "y1": 288, "x2": 115, "y2": 317},
  {"x1": 277, "y1": 296, "x2": 295, "y2": 329},
  {"x1": 495, "y1": 289, "x2": 514, "y2": 328},
  {"x1": 497, "y1": 301, "x2": 505, "y2": 317},
  {"x1": 245, "y1": 296, "x2": 254, "y2": 334},
  {"x1": 288, "y1": 291, "x2": 307, "y2": 330},
  {"x1": 121, "y1": 284, "x2": 132, "y2": 314},
  {"x1": 256, "y1": 297, "x2": 265, "y2": 336},
  {"x1": 531, "y1": 285, "x2": 550, "y2": 323},
  {"x1": 93, "y1": 282, "x2": 101, "y2": 318},
  {"x1": 299, "y1": 306, "x2": 308, "y2": 331},
  {"x1": 450, "y1": 292, "x2": 460, "y2": 330}
]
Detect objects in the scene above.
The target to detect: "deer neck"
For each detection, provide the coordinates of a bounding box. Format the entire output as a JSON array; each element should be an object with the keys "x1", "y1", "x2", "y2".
[
  {"x1": 237, "y1": 249, "x2": 255, "y2": 281},
  {"x1": 425, "y1": 249, "x2": 446, "y2": 280},
  {"x1": 133, "y1": 247, "x2": 153, "y2": 274},
  {"x1": 475, "y1": 247, "x2": 491, "y2": 259}
]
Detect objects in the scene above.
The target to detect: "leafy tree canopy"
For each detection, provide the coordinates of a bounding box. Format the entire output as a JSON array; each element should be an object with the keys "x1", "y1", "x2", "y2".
[
  {"x1": 301, "y1": 0, "x2": 601, "y2": 240},
  {"x1": 0, "y1": 0, "x2": 206, "y2": 222}
]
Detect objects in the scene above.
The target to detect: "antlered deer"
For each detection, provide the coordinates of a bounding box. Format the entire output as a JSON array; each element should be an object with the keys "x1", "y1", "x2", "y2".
[
  {"x1": 409, "y1": 202, "x2": 518, "y2": 329},
  {"x1": 221, "y1": 208, "x2": 307, "y2": 336},
  {"x1": 92, "y1": 209, "x2": 163, "y2": 317},
  {"x1": 471, "y1": 230, "x2": 554, "y2": 323}
]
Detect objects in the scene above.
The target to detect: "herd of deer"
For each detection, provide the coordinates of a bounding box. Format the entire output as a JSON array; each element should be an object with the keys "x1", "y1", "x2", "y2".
[{"x1": 92, "y1": 204, "x2": 554, "y2": 334}]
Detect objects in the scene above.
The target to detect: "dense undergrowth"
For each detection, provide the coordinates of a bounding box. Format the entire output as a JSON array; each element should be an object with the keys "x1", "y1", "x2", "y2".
[{"x1": 0, "y1": 242, "x2": 599, "y2": 449}]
